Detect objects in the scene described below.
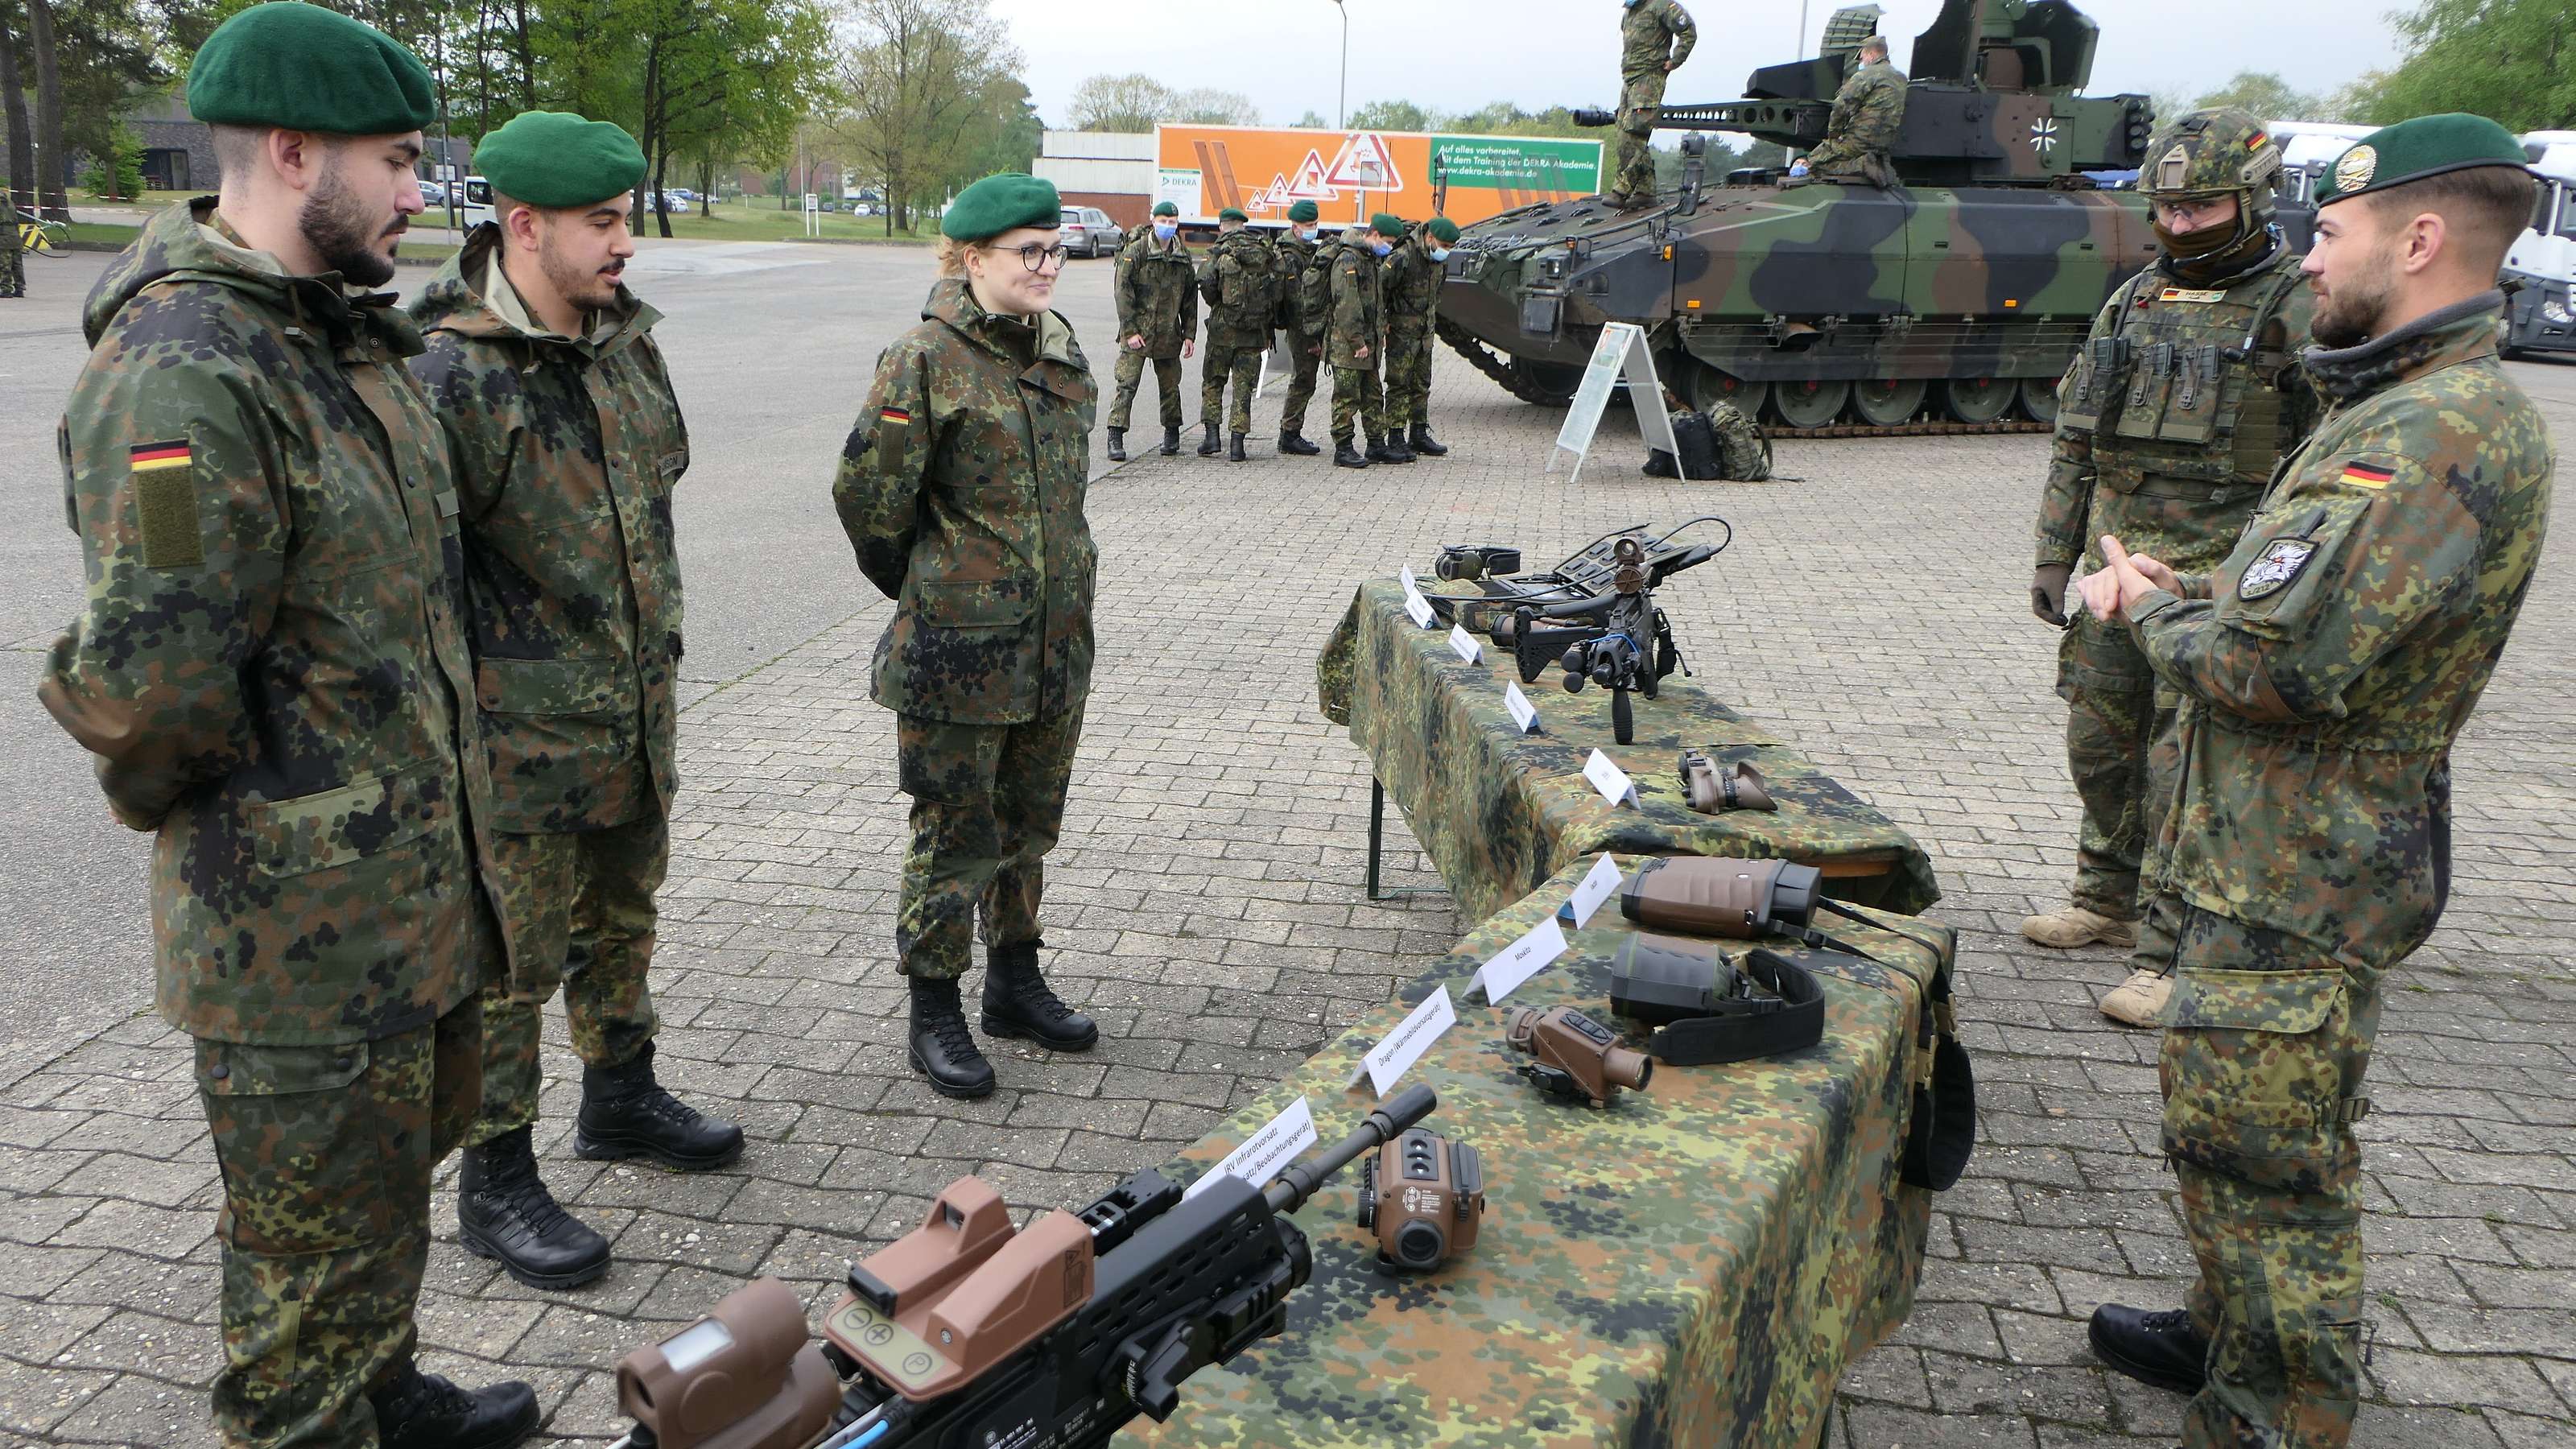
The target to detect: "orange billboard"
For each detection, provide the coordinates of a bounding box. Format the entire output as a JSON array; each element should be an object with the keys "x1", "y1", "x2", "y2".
[{"x1": 1154, "y1": 123, "x2": 1604, "y2": 229}]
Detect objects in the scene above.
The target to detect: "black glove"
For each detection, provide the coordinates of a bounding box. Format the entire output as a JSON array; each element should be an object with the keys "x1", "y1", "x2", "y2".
[{"x1": 2030, "y1": 562, "x2": 2073, "y2": 626}]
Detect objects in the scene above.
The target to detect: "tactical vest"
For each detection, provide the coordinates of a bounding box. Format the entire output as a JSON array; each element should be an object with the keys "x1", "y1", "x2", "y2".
[{"x1": 2058, "y1": 258, "x2": 2306, "y2": 491}]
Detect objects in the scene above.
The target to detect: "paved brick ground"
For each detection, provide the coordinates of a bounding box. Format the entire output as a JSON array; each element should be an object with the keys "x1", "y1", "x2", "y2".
[{"x1": 2, "y1": 351, "x2": 2570, "y2": 1448}]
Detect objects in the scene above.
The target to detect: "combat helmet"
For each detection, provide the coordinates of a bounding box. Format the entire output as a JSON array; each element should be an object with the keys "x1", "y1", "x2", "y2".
[{"x1": 2140, "y1": 105, "x2": 2284, "y2": 254}]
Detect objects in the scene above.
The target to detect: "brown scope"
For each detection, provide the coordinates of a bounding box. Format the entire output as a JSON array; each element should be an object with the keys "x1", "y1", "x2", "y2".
[{"x1": 1504, "y1": 1005, "x2": 1653, "y2": 1108}]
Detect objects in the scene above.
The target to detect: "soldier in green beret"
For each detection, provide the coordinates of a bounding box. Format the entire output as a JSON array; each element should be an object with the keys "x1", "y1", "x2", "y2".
[
  {"x1": 1272, "y1": 200, "x2": 1328, "y2": 455},
  {"x1": 832, "y1": 174, "x2": 1103, "y2": 1099},
  {"x1": 1105, "y1": 198, "x2": 1195, "y2": 461},
  {"x1": 407, "y1": 109, "x2": 744, "y2": 1293},
  {"x1": 1195, "y1": 205, "x2": 1274, "y2": 460},
  {"x1": 1380, "y1": 215, "x2": 1458, "y2": 459},
  {"x1": 2080, "y1": 113, "x2": 2554, "y2": 1449},
  {"x1": 37, "y1": 4, "x2": 539, "y2": 1445},
  {"x1": 1326, "y1": 213, "x2": 1405, "y2": 469}
]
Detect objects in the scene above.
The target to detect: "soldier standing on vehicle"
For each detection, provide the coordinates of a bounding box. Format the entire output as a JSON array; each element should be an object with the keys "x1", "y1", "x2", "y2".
[
  {"x1": 2025, "y1": 109, "x2": 2319, "y2": 1032},
  {"x1": 407, "y1": 109, "x2": 744, "y2": 1292},
  {"x1": 2081, "y1": 113, "x2": 2550, "y2": 1449},
  {"x1": 1105, "y1": 200, "x2": 1196, "y2": 462},
  {"x1": 1795, "y1": 35, "x2": 1906, "y2": 188},
  {"x1": 1607, "y1": 0, "x2": 1695, "y2": 208},
  {"x1": 832, "y1": 174, "x2": 1103, "y2": 1100},
  {"x1": 1327, "y1": 213, "x2": 1402, "y2": 469},
  {"x1": 1195, "y1": 206, "x2": 1274, "y2": 461},
  {"x1": 1380, "y1": 216, "x2": 1457, "y2": 459},
  {"x1": 1273, "y1": 200, "x2": 1327, "y2": 456},
  {"x1": 37, "y1": 5, "x2": 538, "y2": 1444}
]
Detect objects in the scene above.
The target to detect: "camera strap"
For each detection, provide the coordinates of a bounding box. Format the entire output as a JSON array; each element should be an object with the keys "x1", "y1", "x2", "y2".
[{"x1": 1647, "y1": 948, "x2": 1825, "y2": 1066}]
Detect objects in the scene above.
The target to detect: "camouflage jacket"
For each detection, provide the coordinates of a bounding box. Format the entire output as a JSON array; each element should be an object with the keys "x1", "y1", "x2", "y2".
[
  {"x1": 1816, "y1": 60, "x2": 1906, "y2": 156},
  {"x1": 1272, "y1": 229, "x2": 1322, "y2": 336},
  {"x1": 1620, "y1": 0, "x2": 1695, "y2": 80},
  {"x1": 1381, "y1": 233, "x2": 1443, "y2": 341},
  {"x1": 1198, "y1": 228, "x2": 1277, "y2": 352},
  {"x1": 834, "y1": 279, "x2": 1098, "y2": 724},
  {"x1": 2130, "y1": 295, "x2": 2553, "y2": 985},
  {"x1": 408, "y1": 225, "x2": 689, "y2": 835},
  {"x1": 2038, "y1": 242, "x2": 2318, "y2": 573},
  {"x1": 1325, "y1": 235, "x2": 1385, "y2": 369},
  {"x1": 38, "y1": 200, "x2": 499, "y2": 1046},
  {"x1": 1114, "y1": 231, "x2": 1199, "y2": 357}
]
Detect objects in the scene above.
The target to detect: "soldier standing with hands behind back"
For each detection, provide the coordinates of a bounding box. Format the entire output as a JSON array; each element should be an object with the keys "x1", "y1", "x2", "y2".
[
  {"x1": 38, "y1": 4, "x2": 535, "y2": 1443},
  {"x1": 1196, "y1": 206, "x2": 1274, "y2": 461},
  {"x1": 1104, "y1": 200, "x2": 1196, "y2": 462},
  {"x1": 1608, "y1": 0, "x2": 1695, "y2": 209}
]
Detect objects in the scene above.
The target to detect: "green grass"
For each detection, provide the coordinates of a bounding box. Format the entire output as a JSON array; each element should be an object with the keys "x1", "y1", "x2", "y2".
[
  {"x1": 44, "y1": 222, "x2": 457, "y2": 266},
  {"x1": 639, "y1": 204, "x2": 936, "y2": 246}
]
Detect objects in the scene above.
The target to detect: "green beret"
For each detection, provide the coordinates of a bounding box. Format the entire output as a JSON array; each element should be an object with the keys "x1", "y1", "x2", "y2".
[
  {"x1": 1152, "y1": 201, "x2": 1179, "y2": 217},
  {"x1": 1218, "y1": 207, "x2": 1248, "y2": 223},
  {"x1": 1371, "y1": 213, "x2": 1406, "y2": 238},
  {"x1": 474, "y1": 111, "x2": 645, "y2": 208},
  {"x1": 188, "y1": 2, "x2": 436, "y2": 137},
  {"x1": 940, "y1": 173, "x2": 1063, "y2": 242},
  {"x1": 1426, "y1": 217, "x2": 1459, "y2": 244},
  {"x1": 2314, "y1": 112, "x2": 2533, "y2": 208},
  {"x1": 1287, "y1": 200, "x2": 1319, "y2": 223}
]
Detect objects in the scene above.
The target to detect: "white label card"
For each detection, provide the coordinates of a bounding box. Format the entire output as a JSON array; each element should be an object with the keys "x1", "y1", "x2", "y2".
[
  {"x1": 1504, "y1": 681, "x2": 1540, "y2": 733},
  {"x1": 1563, "y1": 852, "x2": 1624, "y2": 929},
  {"x1": 1399, "y1": 564, "x2": 1419, "y2": 594},
  {"x1": 1404, "y1": 589, "x2": 1437, "y2": 630},
  {"x1": 1183, "y1": 1096, "x2": 1319, "y2": 1200},
  {"x1": 1584, "y1": 749, "x2": 1640, "y2": 808},
  {"x1": 1478, "y1": 914, "x2": 1567, "y2": 1006},
  {"x1": 1448, "y1": 624, "x2": 1483, "y2": 664},
  {"x1": 1352, "y1": 985, "x2": 1455, "y2": 1096}
]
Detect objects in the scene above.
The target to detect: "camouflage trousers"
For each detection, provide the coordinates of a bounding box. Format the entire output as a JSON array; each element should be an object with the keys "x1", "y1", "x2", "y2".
[
  {"x1": 2056, "y1": 610, "x2": 2178, "y2": 923},
  {"x1": 1108, "y1": 348, "x2": 1184, "y2": 430},
  {"x1": 1616, "y1": 72, "x2": 1667, "y2": 197},
  {"x1": 469, "y1": 816, "x2": 667, "y2": 1147},
  {"x1": 197, "y1": 999, "x2": 482, "y2": 1448},
  {"x1": 1381, "y1": 328, "x2": 1434, "y2": 431},
  {"x1": 895, "y1": 708, "x2": 1085, "y2": 979},
  {"x1": 1278, "y1": 329, "x2": 1323, "y2": 435},
  {"x1": 1330, "y1": 363, "x2": 1385, "y2": 444},
  {"x1": 2155, "y1": 904, "x2": 2374, "y2": 1448},
  {"x1": 1200, "y1": 343, "x2": 1264, "y2": 433}
]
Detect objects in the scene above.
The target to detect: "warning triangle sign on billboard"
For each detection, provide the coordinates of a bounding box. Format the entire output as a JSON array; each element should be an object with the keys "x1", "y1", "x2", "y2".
[
  {"x1": 1324, "y1": 132, "x2": 1403, "y2": 192},
  {"x1": 1256, "y1": 173, "x2": 1293, "y2": 210},
  {"x1": 1287, "y1": 150, "x2": 1338, "y2": 200}
]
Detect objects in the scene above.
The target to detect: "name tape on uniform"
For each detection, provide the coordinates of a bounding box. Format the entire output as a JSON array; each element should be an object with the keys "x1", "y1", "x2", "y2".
[
  {"x1": 1584, "y1": 749, "x2": 1640, "y2": 808},
  {"x1": 1557, "y1": 852, "x2": 1624, "y2": 930},
  {"x1": 1183, "y1": 1095, "x2": 1319, "y2": 1200},
  {"x1": 1505, "y1": 680, "x2": 1541, "y2": 733},
  {"x1": 1477, "y1": 914, "x2": 1567, "y2": 1006},
  {"x1": 1349, "y1": 984, "x2": 1455, "y2": 1096},
  {"x1": 1448, "y1": 624, "x2": 1483, "y2": 664}
]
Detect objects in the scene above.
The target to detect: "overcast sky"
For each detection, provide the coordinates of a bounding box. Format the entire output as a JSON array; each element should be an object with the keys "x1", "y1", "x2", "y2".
[{"x1": 984, "y1": 0, "x2": 2401, "y2": 130}]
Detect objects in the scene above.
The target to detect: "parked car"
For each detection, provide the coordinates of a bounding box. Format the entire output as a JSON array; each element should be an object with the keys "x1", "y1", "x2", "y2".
[
  {"x1": 417, "y1": 179, "x2": 448, "y2": 207},
  {"x1": 1060, "y1": 205, "x2": 1125, "y2": 258},
  {"x1": 647, "y1": 191, "x2": 691, "y2": 214}
]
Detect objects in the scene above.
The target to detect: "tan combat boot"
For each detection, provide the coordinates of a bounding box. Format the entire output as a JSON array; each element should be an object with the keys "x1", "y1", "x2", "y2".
[
  {"x1": 2019, "y1": 905, "x2": 2138, "y2": 949},
  {"x1": 2100, "y1": 968, "x2": 2174, "y2": 1029}
]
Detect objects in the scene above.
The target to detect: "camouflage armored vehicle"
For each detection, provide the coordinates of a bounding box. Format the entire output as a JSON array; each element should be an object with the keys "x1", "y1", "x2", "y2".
[{"x1": 1439, "y1": 0, "x2": 2161, "y2": 434}]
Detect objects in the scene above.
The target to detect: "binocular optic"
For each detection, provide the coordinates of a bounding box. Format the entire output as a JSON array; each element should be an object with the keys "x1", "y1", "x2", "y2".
[
  {"x1": 1678, "y1": 751, "x2": 1775, "y2": 812},
  {"x1": 1434, "y1": 544, "x2": 1522, "y2": 581},
  {"x1": 1504, "y1": 1005, "x2": 1653, "y2": 1108},
  {"x1": 1356, "y1": 1128, "x2": 1487, "y2": 1272}
]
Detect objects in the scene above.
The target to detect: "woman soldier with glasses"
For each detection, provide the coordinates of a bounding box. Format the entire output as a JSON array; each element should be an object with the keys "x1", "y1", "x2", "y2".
[{"x1": 832, "y1": 173, "x2": 1106, "y2": 1100}]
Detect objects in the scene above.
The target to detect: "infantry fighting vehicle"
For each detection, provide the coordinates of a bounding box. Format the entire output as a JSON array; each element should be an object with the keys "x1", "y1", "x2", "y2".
[{"x1": 1438, "y1": 0, "x2": 2161, "y2": 434}]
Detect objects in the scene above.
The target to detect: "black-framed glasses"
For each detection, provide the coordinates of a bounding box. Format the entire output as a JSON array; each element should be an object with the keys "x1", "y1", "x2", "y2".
[{"x1": 1005, "y1": 242, "x2": 1069, "y2": 270}]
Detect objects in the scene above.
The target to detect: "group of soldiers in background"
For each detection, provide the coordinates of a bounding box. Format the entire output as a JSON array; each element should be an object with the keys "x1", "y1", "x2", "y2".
[{"x1": 1103, "y1": 197, "x2": 1455, "y2": 469}]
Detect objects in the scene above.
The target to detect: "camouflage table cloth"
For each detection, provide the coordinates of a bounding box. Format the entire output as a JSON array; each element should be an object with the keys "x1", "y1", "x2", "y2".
[
  {"x1": 1319, "y1": 578, "x2": 1942, "y2": 922},
  {"x1": 1122, "y1": 853, "x2": 1954, "y2": 1449}
]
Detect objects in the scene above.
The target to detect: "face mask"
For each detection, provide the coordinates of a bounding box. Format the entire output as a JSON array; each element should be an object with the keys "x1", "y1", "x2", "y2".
[
  {"x1": 1428, "y1": 247, "x2": 1451, "y2": 262},
  {"x1": 1298, "y1": 226, "x2": 1319, "y2": 242},
  {"x1": 1154, "y1": 222, "x2": 1176, "y2": 241},
  {"x1": 2153, "y1": 217, "x2": 2237, "y2": 262},
  {"x1": 1370, "y1": 237, "x2": 1393, "y2": 256}
]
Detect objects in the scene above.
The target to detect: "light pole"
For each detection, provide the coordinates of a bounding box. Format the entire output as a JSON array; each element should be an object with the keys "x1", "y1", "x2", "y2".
[
  {"x1": 1330, "y1": 0, "x2": 1348, "y2": 130},
  {"x1": 1798, "y1": 1, "x2": 1810, "y2": 57}
]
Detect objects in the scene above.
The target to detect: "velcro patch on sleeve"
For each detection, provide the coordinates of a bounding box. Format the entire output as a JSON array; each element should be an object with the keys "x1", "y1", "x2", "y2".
[
  {"x1": 129, "y1": 441, "x2": 203, "y2": 568},
  {"x1": 2237, "y1": 538, "x2": 2317, "y2": 601}
]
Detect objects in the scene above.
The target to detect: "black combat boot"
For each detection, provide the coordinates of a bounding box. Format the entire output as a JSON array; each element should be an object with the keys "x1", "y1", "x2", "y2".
[
  {"x1": 1196, "y1": 421, "x2": 1223, "y2": 456},
  {"x1": 909, "y1": 976, "x2": 996, "y2": 1099},
  {"x1": 2087, "y1": 1303, "x2": 2211, "y2": 1395},
  {"x1": 980, "y1": 939, "x2": 1100, "y2": 1051},
  {"x1": 1228, "y1": 430, "x2": 1247, "y2": 461},
  {"x1": 1598, "y1": 190, "x2": 1630, "y2": 208},
  {"x1": 1159, "y1": 424, "x2": 1181, "y2": 456},
  {"x1": 1105, "y1": 427, "x2": 1126, "y2": 463},
  {"x1": 1334, "y1": 436, "x2": 1372, "y2": 469},
  {"x1": 457, "y1": 1127, "x2": 611, "y2": 1289},
  {"x1": 574, "y1": 1042, "x2": 745, "y2": 1170},
  {"x1": 1278, "y1": 429, "x2": 1321, "y2": 456},
  {"x1": 1378, "y1": 429, "x2": 1416, "y2": 464},
  {"x1": 370, "y1": 1363, "x2": 539, "y2": 1449},
  {"x1": 1409, "y1": 422, "x2": 1449, "y2": 456}
]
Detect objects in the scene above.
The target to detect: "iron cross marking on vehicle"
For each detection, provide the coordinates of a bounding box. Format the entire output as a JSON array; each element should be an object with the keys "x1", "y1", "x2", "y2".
[{"x1": 2029, "y1": 118, "x2": 2060, "y2": 153}]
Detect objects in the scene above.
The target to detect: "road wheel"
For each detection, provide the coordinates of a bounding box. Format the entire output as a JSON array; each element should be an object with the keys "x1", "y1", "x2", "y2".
[
  {"x1": 2017, "y1": 377, "x2": 2061, "y2": 425},
  {"x1": 1772, "y1": 378, "x2": 1852, "y2": 428},
  {"x1": 1942, "y1": 376, "x2": 2015, "y2": 423},
  {"x1": 1852, "y1": 378, "x2": 1927, "y2": 426},
  {"x1": 1510, "y1": 358, "x2": 1583, "y2": 406},
  {"x1": 1678, "y1": 360, "x2": 1769, "y2": 420}
]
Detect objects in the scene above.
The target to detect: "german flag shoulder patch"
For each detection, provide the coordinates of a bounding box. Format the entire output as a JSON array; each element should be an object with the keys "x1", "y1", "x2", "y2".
[
  {"x1": 129, "y1": 441, "x2": 192, "y2": 472},
  {"x1": 2338, "y1": 461, "x2": 2396, "y2": 490},
  {"x1": 127, "y1": 440, "x2": 201, "y2": 568},
  {"x1": 878, "y1": 406, "x2": 911, "y2": 424}
]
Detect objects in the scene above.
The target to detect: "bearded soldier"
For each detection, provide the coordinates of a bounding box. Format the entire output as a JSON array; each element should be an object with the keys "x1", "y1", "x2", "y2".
[
  {"x1": 1607, "y1": 0, "x2": 1695, "y2": 209},
  {"x1": 2025, "y1": 108, "x2": 2319, "y2": 1030},
  {"x1": 2081, "y1": 113, "x2": 2553, "y2": 1449}
]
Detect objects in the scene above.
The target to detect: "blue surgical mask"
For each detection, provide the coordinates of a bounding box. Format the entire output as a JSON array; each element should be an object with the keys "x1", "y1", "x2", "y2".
[
  {"x1": 1154, "y1": 222, "x2": 1176, "y2": 241},
  {"x1": 1429, "y1": 246, "x2": 1451, "y2": 262},
  {"x1": 1370, "y1": 237, "x2": 1392, "y2": 256},
  {"x1": 1298, "y1": 225, "x2": 1319, "y2": 242}
]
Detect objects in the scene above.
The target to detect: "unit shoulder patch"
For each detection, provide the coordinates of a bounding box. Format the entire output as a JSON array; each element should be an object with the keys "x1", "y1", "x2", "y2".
[{"x1": 2238, "y1": 538, "x2": 2317, "y2": 601}]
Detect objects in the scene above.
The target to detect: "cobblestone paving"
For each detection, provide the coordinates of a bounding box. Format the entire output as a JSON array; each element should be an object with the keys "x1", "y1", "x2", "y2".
[{"x1": 3, "y1": 357, "x2": 2569, "y2": 1448}]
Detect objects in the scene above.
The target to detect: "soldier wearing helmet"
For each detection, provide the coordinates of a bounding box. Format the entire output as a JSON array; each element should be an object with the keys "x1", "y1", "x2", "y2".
[{"x1": 2022, "y1": 106, "x2": 2320, "y2": 1028}]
